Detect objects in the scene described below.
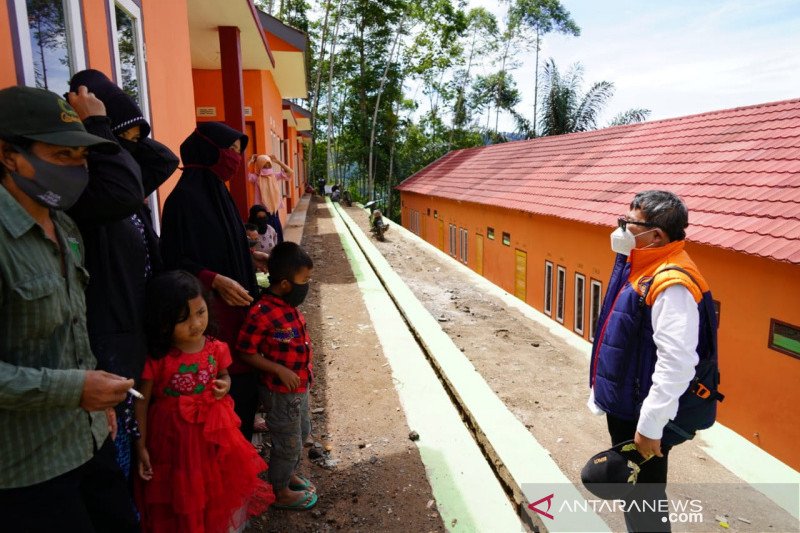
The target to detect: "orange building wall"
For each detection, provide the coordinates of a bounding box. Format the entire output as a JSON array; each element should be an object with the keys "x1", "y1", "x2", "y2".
[
  {"x1": 81, "y1": 0, "x2": 113, "y2": 75},
  {"x1": 285, "y1": 124, "x2": 300, "y2": 209},
  {"x1": 192, "y1": 68, "x2": 288, "y2": 222},
  {"x1": 401, "y1": 191, "x2": 800, "y2": 470},
  {"x1": 141, "y1": 0, "x2": 195, "y2": 208},
  {"x1": 0, "y1": 0, "x2": 115, "y2": 86},
  {"x1": 265, "y1": 32, "x2": 298, "y2": 52},
  {"x1": 0, "y1": 1, "x2": 17, "y2": 87}
]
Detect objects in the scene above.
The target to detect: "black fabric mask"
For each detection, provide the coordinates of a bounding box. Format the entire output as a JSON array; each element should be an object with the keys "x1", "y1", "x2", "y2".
[
  {"x1": 255, "y1": 219, "x2": 268, "y2": 234},
  {"x1": 283, "y1": 281, "x2": 309, "y2": 307},
  {"x1": 9, "y1": 146, "x2": 89, "y2": 209},
  {"x1": 117, "y1": 136, "x2": 141, "y2": 157}
]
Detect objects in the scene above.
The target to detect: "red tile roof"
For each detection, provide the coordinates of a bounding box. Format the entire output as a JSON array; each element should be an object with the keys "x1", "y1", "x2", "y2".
[{"x1": 396, "y1": 99, "x2": 800, "y2": 264}]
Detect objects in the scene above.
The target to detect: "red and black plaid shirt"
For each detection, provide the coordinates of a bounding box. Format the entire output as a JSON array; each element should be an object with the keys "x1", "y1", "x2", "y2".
[{"x1": 236, "y1": 292, "x2": 314, "y2": 393}]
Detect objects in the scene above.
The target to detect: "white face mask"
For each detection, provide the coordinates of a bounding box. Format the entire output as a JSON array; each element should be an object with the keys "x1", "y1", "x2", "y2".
[{"x1": 610, "y1": 227, "x2": 657, "y2": 256}]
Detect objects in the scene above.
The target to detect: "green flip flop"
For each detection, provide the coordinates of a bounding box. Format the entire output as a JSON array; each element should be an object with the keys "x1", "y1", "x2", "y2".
[
  {"x1": 288, "y1": 474, "x2": 316, "y2": 492},
  {"x1": 272, "y1": 490, "x2": 318, "y2": 511}
]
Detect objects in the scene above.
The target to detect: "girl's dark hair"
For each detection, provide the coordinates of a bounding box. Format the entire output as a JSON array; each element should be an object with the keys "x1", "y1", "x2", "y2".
[{"x1": 144, "y1": 270, "x2": 210, "y2": 359}]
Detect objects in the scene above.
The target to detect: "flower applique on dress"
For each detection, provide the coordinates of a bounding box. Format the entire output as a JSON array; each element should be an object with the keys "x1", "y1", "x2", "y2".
[{"x1": 163, "y1": 355, "x2": 218, "y2": 397}]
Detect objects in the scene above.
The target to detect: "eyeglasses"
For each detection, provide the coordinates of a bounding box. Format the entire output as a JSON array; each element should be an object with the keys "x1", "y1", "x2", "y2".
[{"x1": 617, "y1": 217, "x2": 661, "y2": 233}]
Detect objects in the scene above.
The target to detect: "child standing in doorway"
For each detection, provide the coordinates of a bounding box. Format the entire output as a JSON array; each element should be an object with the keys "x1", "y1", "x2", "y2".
[
  {"x1": 236, "y1": 242, "x2": 318, "y2": 511},
  {"x1": 135, "y1": 271, "x2": 273, "y2": 532}
]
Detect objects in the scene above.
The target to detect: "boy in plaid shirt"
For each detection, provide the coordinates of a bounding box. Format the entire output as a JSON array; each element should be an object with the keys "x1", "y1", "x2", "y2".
[{"x1": 236, "y1": 242, "x2": 317, "y2": 510}]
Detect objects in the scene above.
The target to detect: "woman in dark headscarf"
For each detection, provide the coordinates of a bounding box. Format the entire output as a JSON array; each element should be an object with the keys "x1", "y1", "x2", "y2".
[
  {"x1": 68, "y1": 69, "x2": 180, "y2": 479},
  {"x1": 159, "y1": 121, "x2": 260, "y2": 439}
]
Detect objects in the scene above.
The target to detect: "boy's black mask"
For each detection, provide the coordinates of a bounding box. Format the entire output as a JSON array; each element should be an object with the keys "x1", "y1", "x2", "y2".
[{"x1": 284, "y1": 281, "x2": 309, "y2": 307}]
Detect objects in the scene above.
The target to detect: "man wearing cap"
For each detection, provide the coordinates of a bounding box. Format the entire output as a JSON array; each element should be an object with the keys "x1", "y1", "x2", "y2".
[
  {"x1": 0, "y1": 86, "x2": 138, "y2": 531},
  {"x1": 588, "y1": 190, "x2": 720, "y2": 531}
]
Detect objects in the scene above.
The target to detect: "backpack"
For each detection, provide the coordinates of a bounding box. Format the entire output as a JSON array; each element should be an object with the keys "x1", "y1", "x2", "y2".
[{"x1": 636, "y1": 266, "x2": 725, "y2": 447}]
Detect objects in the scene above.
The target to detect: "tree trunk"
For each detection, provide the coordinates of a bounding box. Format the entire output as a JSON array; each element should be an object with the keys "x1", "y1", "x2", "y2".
[
  {"x1": 533, "y1": 27, "x2": 540, "y2": 138},
  {"x1": 449, "y1": 24, "x2": 480, "y2": 147},
  {"x1": 367, "y1": 23, "x2": 402, "y2": 201},
  {"x1": 386, "y1": 97, "x2": 401, "y2": 219},
  {"x1": 326, "y1": 0, "x2": 344, "y2": 185},
  {"x1": 495, "y1": 38, "x2": 511, "y2": 134},
  {"x1": 307, "y1": 0, "x2": 334, "y2": 182}
]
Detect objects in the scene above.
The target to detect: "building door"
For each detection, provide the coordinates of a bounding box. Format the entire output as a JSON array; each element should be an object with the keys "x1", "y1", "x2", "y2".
[
  {"x1": 439, "y1": 220, "x2": 445, "y2": 251},
  {"x1": 514, "y1": 249, "x2": 527, "y2": 301},
  {"x1": 475, "y1": 234, "x2": 484, "y2": 275}
]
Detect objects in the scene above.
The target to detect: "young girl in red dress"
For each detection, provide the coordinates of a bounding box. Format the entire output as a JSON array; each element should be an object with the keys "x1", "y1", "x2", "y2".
[{"x1": 135, "y1": 270, "x2": 273, "y2": 532}]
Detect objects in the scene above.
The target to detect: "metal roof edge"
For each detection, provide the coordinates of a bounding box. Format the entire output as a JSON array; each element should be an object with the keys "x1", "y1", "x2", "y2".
[
  {"x1": 247, "y1": 1, "x2": 275, "y2": 67},
  {"x1": 257, "y1": 10, "x2": 308, "y2": 52}
]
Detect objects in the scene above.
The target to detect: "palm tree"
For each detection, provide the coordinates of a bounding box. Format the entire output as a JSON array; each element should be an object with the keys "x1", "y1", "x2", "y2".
[{"x1": 537, "y1": 58, "x2": 649, "y2": 136}]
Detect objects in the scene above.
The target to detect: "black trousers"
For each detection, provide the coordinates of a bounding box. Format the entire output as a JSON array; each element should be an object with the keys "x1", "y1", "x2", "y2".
[
  {"x1": 0, "y1": 438, "x2": 138, "y2": 533},
  {"x1": 607, "y1": 414, "x2": 673, "y2": 533},
  {"x1": 230, "y1": 371, "x2": 260, "y2": 442}
]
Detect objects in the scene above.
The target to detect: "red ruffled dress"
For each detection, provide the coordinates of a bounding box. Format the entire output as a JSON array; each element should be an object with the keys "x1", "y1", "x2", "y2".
[{"x1": 136, "y1": 338, "x2": 274, "y2": 533}]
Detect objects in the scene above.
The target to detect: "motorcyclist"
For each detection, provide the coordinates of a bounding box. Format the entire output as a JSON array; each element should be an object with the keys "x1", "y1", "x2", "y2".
[{"x1": 370, "y1": 210, "x2": 389, "y2": 233}]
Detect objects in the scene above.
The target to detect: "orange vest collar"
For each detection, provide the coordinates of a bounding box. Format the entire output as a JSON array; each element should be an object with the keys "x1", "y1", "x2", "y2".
[{"x1": 628, "y1": 240, "x2": 685, "y2": 280}]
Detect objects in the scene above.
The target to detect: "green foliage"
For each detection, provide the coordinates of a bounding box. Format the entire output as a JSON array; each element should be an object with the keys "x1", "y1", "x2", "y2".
[
  {"x1": 298, "y1": 0, "x2": 645, "y2": 219},
  {"x1": 609, "y1": 108, "x2": 651, "y2": 127},
  {"x1": 538, "y1": 58, "x2": 650, "y2": 136},
  {"x1": 509, "y1": 0, "x2": 580, "y2": 38}
]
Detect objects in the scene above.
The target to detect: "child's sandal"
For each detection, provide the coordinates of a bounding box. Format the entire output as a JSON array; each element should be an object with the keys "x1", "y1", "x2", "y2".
[
  {"x1": 271, "y1": 490, "x2": 318, "y2": 511},
  {"x1": 288, "y1": 474, "x2": 316, "y2": 493}
]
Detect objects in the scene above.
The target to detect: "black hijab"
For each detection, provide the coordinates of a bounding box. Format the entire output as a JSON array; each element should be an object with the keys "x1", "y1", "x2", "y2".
[
  {"x1": 248, "y1": 204, "x2": 270, "y2": 234},
  {"x1": 70, "y1": 69, "x2": 151, "y2": 138},
  {"x1": 159, "y1": 122, "x2": 256, "y2": 296}
]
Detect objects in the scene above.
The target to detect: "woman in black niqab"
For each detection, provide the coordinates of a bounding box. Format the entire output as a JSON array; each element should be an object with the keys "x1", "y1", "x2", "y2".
[{"x1": 159, "y1": 122, "x2": 261, "y2": 439}]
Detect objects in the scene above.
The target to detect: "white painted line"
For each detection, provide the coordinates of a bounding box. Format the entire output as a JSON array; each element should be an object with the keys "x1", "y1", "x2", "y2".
[
  {"x1": 336, "y1": 203, "x2": 609, "y2": 533},
  {"x1": 328, "y1": 202, "x2": 524, "y2": 532},
  {"x1": 385, "y1": 209, "x2": 800, "y2": 519},
  {"x1": 697, "y1": 424, "x2": 800, "y2": 519}
]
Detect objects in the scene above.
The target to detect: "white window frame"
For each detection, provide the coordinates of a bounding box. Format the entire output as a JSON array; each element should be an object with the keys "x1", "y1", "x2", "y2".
[
  {"x1": 544, "y1": 261, "x2": 553, "y2": 316},
  {"x1": 449, "y1": 224, "x2": 457, "y2": 256},
  {"x1": 556, "y1": 265, "x2": 566, "y2": 324},
  {"x1": 574, "y1": 273, "x2": 586, "y2": 336},
  {"x1": 459, "y1": 228, "x2": 468, "y2": 264},
  {"x1": 13, "y1": 0, "x2": 88, "y2": 88},
  {"x1": 294, "y1": 150, "x2": 300, "y2": 188},
  {"x1": 589, "y1": 279, "x2": 603, "y2": 342},
  {"x1": 108, "y1": 0, "x2": 149, "y2": 116},
  {"x1": 108, "y1": 0, "x2": 159, "y2": 232}
]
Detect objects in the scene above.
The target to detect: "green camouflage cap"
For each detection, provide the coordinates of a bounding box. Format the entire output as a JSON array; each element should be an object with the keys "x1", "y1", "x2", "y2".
[{"x1": 0, "y1": 86, "x2": 118, "y2": 153}]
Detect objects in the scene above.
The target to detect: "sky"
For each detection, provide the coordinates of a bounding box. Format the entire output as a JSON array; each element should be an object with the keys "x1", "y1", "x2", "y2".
[{"x1": 463, "y1": 0, "x2": 800, "y2": 131}]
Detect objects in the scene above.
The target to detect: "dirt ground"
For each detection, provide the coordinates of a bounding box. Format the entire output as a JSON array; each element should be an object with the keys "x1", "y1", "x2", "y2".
[
  {"x1": 341, "y1": 205, "x2": 798, "y2": 533},
  {"x1": 247, "y1": 198, "x2": 445, "y2": 533}
]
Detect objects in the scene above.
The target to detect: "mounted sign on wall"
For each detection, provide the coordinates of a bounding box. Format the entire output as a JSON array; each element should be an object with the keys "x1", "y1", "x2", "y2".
[{"x1": 196, "y1": 107, "x2": 217, "y2": 117}]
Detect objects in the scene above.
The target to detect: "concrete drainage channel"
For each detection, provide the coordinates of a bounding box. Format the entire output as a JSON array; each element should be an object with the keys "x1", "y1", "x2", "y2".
[{"x1": 328, "y1": 199, "x2": 609, "y2": 533}]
